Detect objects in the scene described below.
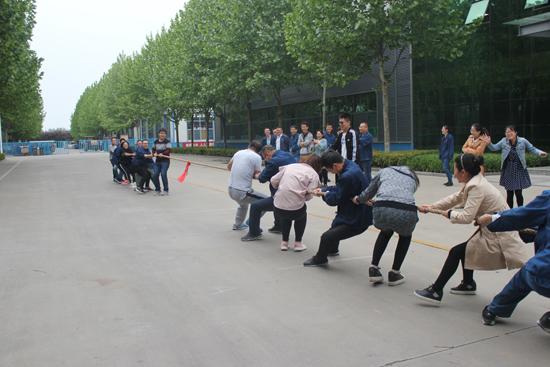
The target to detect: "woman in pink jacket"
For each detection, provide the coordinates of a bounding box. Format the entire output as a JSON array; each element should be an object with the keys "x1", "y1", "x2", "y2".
[{"x1": 271, "y1": 156, "x2": 323, "y2": 252}]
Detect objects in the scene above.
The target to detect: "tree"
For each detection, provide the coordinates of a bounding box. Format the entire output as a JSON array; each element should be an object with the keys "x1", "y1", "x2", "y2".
[{"x1": 285, "y1": 0, "x2": 477, "y2": 152}]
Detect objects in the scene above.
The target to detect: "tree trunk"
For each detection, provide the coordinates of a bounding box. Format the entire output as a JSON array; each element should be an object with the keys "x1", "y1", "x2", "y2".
[
  {"x1": 204, "y1": 108, "x2": 210, "y2": 147},
  {"x1": 190, "y1": 114, "x2": 194, "y2": 148},
  {"x1": 175, "y1": 120, "x2": 180, "y2": 147},
  {"x1": 246, "y1": 91, "x2": 253, "y2": 143},
  {"x1": 274, "y1": 84, "x2": 283, "y2": 127},
  {"x1": 378, "y1": 56, "x2": 390, "y2": 153},
  {"x1": 322, "y1": 83, "x2": 327, "y2": 129},
  {"x1": 222, "y1": 106, "x2": 227, "y2": 149}
]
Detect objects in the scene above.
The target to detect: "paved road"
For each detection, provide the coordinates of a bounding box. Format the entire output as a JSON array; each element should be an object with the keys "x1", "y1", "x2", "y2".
[{"x1": 1, "y1": 153, "x2": 549, "y2": 367}]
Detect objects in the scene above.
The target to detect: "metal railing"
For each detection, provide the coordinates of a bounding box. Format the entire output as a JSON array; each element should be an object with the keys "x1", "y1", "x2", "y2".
[{"x1": 1, "y1": 141, "x2": 69, "y2": 156}]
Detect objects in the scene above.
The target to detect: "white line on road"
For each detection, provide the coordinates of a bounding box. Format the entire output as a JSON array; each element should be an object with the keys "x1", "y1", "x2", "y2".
[{"x1": 0, "y1": 159, "x2": 22, "y2": 183}]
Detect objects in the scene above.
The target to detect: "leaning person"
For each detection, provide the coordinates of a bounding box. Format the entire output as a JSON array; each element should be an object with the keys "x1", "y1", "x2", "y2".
[
  {"x1": 271, "y1": 155, "x2": 323, "y2": 252},
  {"x1": 476, "y1": 191, "x2": 550, "y2": 333},
  {"x1": 132, "y1": 140, "x2": 154, "y2": 194},
  {"x1": 303, "y1": 150, "x2": 372, "y2": 267},
  {"x1": 414, "y1": 154, "x2": 529, "y2": 305},
  {"x1": 353, "y1": 166, "x2": 420, "y2": 286}
]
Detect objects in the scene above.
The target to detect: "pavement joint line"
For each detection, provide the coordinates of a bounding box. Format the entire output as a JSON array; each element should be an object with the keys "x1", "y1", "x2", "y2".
[
  {"x1": 379, "y1": 325, "x2": 538, "y2": 367},
  {"x1": 85, "y1": 154, "x2": 452, "y2": 252},
  {"x1": 0, "y1": 159, "x2": 23, "y2": 183}
]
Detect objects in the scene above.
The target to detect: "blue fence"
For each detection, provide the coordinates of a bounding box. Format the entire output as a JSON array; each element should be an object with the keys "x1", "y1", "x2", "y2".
[
  {"x1": 2, "y1": 141, "x2": 69, "y2": 156},
  {"x1": 78, "y1": 139, "x2": 158, "y2": 153}
]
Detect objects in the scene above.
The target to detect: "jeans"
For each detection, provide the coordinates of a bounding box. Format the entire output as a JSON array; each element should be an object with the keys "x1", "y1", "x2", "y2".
[
  {"x1": 360, "y1": 160, "x2": 372, "y2": 186},
  {"x1": 442, "y1": 158, "x2": 453, "y2": 183},
  {"x1": 152, "y1": 161, "x2": 170, "y2": 192},
  {"x1": 228, "y1": 187, "x2": 270, "y2": 227},
  {"x1": 247, "y1": 196, "x2": 275, "y2": 236},
  {"x1": 274, "y1": 205, "x2": 307, "y2": 242},
  {"x1": 489, "y1": 267, "x2": 550, "y2": 318},
  {"x1": 313, "y1": 225, "x2": 368, "y2": 262}
]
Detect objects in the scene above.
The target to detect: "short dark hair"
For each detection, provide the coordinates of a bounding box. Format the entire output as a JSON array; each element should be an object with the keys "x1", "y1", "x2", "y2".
[
  {"x1": 120, "y1": 138, "x2": 126, "y2": 143},
  {"x1": 301, "y1": 121, "x2": 309, "y2": 127},
  {"x1": 305, "y1": 155, "x2": 323, "y2": 174},
  {"x1": 455, "y1": 153, "x2": 484, "y2": 176},
  {"x1": 248, "y1": 141, "x2": 262, "y2": 153},
  {"x1": 261, "y1": 145, "x2": 276, "y2": 154},
  {"x1": 158, "y1": 128, "x2": 167, "y2": 134},
  {"x1": 339, "y1": 113, "x2": 351, "y2": 121},
  {"x1": 276, "y1": 126, "x2": 282, "y2": 130},
  {"x1": 111, "y1": 137, "x2": 117, "y2": 141},
  {"x1": 326, "y1": 123, "x2": 333, "y2": 128},
  {"x1": 290, "y1": 125, "x2": 297, "y2": 130},
  {"x1": 505, "y1": 125, "x2": 517, "y2": 133},
  {"x1": 137, "y1": 139, "x2": 142, "y2": 143},
  {"x1": 321, "y1": 149, "x2": 344, "y2": 168}
]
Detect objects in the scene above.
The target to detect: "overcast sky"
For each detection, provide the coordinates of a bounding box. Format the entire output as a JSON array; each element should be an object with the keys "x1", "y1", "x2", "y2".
[{"x1": 30, "y1": 0, "x2": 187, "y2": 131}]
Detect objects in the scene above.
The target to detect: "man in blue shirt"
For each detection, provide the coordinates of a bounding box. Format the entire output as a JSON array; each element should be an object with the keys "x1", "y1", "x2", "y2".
[
  {"x1": 288, "y1": 125, "x2": 300, "y2": 162},
  {"x1": 477, "y1": 191, "x2": 550, "y2": 334},
  {"x1": 323, "y1": 123, "x2": 336, "y2": 147},
  {"x1": 358, "y1": 122, "x2": 373, "y2": 185},
  {"x1": 303, "y1": 150, "x2": 373, "y2": 266},
  {"x1": 439, "y1": 125, "x2": 454, "y2": 187},
  {"x1": 273, "y1": 127, "x2": 290, "y2": 152},
  {"x1": 241, "y1": 145, "x2": 296, "y2": 241}
]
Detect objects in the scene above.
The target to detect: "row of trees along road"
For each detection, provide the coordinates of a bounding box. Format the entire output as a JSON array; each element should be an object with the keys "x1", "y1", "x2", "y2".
[
  {"x1": 71, "y1": 0, "x2": 477, "y2": 152},
  {"x1": 0, "y1": 0, "x2": 44, "y2": 142}
]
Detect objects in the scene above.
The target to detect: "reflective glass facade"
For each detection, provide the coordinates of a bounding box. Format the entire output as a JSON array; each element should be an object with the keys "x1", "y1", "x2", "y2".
[{"x1": 413, "y1": 0, "x2": 550, "y2": 150}]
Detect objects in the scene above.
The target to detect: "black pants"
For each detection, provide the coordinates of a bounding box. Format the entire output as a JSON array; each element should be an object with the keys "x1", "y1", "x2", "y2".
[
  {"x1": 506, "y1": 190, "x2": 524, "y2": 208},
  {"x1": 314, "y1": 225, "x2": 368, "y2": 262},
  {"x1": 274, "y1": 205, "x2": 307, "y2": 242},
  {"x1": 132, "y1": 164, "x2": 151, "y2": 189},
  {"x1": 432, "y1": 241, "x2": 474, "y2": 292},
  {"x1": 371, "y1": 230, "x2": 411, "y2": 272},
  {"x1": 319, "y1": 169, "x2": 328, "y2": 185},
  {"x1": 119, "y1": 162, "x2": 135, "y2": 182}
]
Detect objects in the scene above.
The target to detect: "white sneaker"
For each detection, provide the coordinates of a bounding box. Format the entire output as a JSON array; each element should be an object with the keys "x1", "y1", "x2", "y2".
[
  {"x1": 281, "y1": 242, "x2": 289, "y2": 251},
  {"x1": 130, "y1": 183, "x2": 137, "y2": 188},
  {"x1": 294, "y1": 243, "x2": 307, "y2": 252}
]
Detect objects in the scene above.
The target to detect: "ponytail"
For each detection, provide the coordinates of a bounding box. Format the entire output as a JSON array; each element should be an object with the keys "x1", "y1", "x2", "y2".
[{"x1": 455, "y1": 154, "x2": 484, "y2": 176}]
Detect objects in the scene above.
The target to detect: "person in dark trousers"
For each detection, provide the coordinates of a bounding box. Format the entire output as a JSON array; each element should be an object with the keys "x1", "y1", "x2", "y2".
[
  {"x1": 439, "y1": 125, "x2": 454, "y2": 186},
  {"x1": 353, "y1": 166, "x2": 420, "y2": 286},
  {"x1": 303, "y1": 150, "x2": 373, "y2": 267},
  {"x1": 108, "y1": 137, "x2": 120, "y2": 182},
  {"x1": 273, "y1": 127, "x2": 290, "y2": 152},
  {"x1": 151, "y1": 128, "x2": 172, "y2": 196},
  {"x1": 110, "y1": 138, "x2": 125, "y2": 183},
  {"x1": 118, "y1": 141, "x2": 136, "y2": 186},
  {"x1": 132, "y1": 140, "x2": 154, "y2": 194},
  {"x1": 482, "y1": 125, "x2": 547, "y2": 208},
  {"x1": 241, "y1": 145, "x2": 296, "y2": 241},
  {"x1": 329, "y1": 113, "x2": 360, "y2": 165},
  {"x1": 289, "y1": 125, "x2": 301, "y2": 162},
  {"x1": 358, "y1": 122, "x2": 373, "y2": 185},
  {"x1": 476, "y1": 191, "x2": 550, "y2": 333},
  {"x1": 414, "y1": 154, "x2": 529, "y2": 305}
]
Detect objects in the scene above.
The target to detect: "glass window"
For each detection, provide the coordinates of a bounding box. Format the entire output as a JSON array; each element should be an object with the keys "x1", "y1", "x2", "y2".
[
  {"x1": 492, "y1": 59, "x2": 511, "y2": 101},
  {"x1": 511, "y1": 56, "x2": 532, "y2": 100},
  {"x1": 465, "y1": 0, "x2": 489, "y2": 25},
  {"x1": 532, "y1": 53, "x2": 550, "y2": 98},
  {"x1": 525, "y1": 0, "x2": 549, "y2": 9}
]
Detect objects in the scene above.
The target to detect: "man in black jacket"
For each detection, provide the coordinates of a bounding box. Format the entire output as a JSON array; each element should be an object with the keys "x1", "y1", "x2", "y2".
[{"x1": 329, "y1": 113, "x2": 360, "y2": 165}]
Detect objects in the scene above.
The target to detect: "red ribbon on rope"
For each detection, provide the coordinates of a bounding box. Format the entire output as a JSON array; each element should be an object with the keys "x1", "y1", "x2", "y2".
[{"x1": 177, "y1": 162, "x2": 191, "y2": 183}]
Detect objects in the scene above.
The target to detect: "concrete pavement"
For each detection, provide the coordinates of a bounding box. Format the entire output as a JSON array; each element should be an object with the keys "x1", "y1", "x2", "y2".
[{"x1": 0, "y1": 152, "x2": 549, "y2": 367}]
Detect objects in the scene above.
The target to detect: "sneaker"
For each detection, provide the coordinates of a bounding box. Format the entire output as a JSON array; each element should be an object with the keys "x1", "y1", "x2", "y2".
[
  {"x1": 134, "y1": 187, "x2": 145, "y2": 194},
  {"x1": 537, "y1": 312, "x2": 550, "y2": 334},
  {"x1": 450, "y1": 280, "x2": 477, "y2": 295},
  {"x1": 294, "y1": 243, "x2": 307, "y2": 252},
  {"x1": 303, "y1": 257, "x2": 328, "y2": 267},
  {"x1": 162, "y1": 191, "x2": 169, "y2": 196},
  {"x1": 482, "y1": 306, "x2": 497, "y2": 325},
  {"x1": 388, "y1": 271, "x2": 405, "y2": 286},
  {"x1": 369, "y1": 267, "x2": 383, "y2": 283},
  {"x1": 414, "y1": 286, "x2": 443, "y2": 305},
  {"x1": 281, "y1": 242, "x2": 289, "y2": 251},
  {"x1": 113, "y1": 178, "x2": 122, "y2": 184},
  {"x1": 268, "y1": 227, "x2": 282, "y2": 234},
  {"x1": 328, "y1": 251, "x2": 340, "y2": 256},
  {"x1": 154, "y1": 191, "x2": 162, "y2": 196},
  {"x1": 444, "y1": 182, "x2": 453, "y2": 187},
  {"x1": 241, "y1": 233, "x2": 263, "y2": 241},
  {"x1": 143, "y1": 187, "x2": 153, "y2": 192},
  {"x1": 121, "y1": 180, "x2": 130, "y2": 185},
  {"x1": 232, "y1": 223, "x2": 249, "y2": 230},
  {"x1": 130, "y1": 183, "x2": 137, "y2": 188}
]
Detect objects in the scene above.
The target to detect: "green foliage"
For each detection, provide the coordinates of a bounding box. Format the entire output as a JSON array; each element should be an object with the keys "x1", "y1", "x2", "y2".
[
  {"x1": 171, "y1": 146, "x2": 239, "y2": 157},
  {"x1": 0, "y1": 153, "x2": 5, "y2": 161}
]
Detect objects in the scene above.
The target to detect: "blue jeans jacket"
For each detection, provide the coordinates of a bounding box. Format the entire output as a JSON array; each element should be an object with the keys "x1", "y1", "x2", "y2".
[{"x1": 487, "y1": 137, "x2": 543, "y2": 169}]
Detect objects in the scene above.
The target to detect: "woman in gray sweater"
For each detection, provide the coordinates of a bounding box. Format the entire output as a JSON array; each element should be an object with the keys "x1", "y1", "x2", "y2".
[{"x1": 353, "y1": 166, "x2": 420, "y2": 286}]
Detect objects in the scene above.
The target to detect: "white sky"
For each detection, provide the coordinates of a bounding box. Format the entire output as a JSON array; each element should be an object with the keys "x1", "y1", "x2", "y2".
[{"x1": 30, "y1": 0, "x2": 187, "y2": 131}]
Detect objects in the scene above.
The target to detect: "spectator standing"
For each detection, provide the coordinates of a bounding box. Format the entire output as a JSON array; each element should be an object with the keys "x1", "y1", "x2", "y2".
[
  {"x1": 482, "y1": 125, "x2": 547, "y2": 208},
  {"x1": 151, "y1": 128, "x2": 172, "y2": 196},
  {"x1": 330, "y1": 113, "x2": 360, "y2": 165},
  {"x1": 261, "y1": 128, "x2": 272, "y2": 148},
  {"x1": 297, "y1": 121, "x2": 314, "y2": 162},
  {"x1": 323, "y1": 123, "x2": 336, "y2": 147},
  {"x1": 358, "y1": 122, "x2": 373, "y2": 184},
  {"x1": 289, "y1": 125, "x2": 300, "y2": 162},
  {"x1": 274, "y1": 127, "x2": 290, "y2": 152},
  {"x1": 439, "y1": 125, "x2": 454, "y2": 186},
  {"x1": 312, "y1": 130, "x2": 328, "y2": 187},
  {"x1": 462, "y1": 123, "x2": 487, "y2": 176}
]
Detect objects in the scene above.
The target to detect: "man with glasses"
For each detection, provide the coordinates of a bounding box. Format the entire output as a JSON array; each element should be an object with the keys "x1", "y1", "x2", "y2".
[{"x1": 329, "y1": 113, "x2": 360, "y2": 165}]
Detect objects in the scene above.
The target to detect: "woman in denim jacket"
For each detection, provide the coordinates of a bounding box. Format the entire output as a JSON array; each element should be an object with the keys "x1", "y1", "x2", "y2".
[{"x1": 481, "y1": 125, "x2": 547, "y2": 208}]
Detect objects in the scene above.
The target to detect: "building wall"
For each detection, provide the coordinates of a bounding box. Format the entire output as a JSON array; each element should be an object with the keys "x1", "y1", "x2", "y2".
[{"x1": 413, "y1": 0, "x2": 550, "y2": 151}]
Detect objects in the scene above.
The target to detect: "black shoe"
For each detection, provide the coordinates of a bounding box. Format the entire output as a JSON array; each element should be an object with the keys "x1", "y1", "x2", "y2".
[
  {"x1": 241, "y1": 233, "x2": 263, "y2": 241},
  {"x1": 414, "y1": 285, "x2": 443, "y2": 305},
  {"x1": 444, "y1": 182, "x2": 453, "y2": 186},
  {"x1": 303, "y1": 257, "x2": 328, "y2": 267},
  {"x1": 134, "y1": 187, "x2": 146, "y2": 194},
  {"x1": 482, "y1": 306, "x2": 497, "y2": 325},
  {"x1": 450, "y1": 280, "x2": 477, "y2": 295},
  {"x1": 327, "y1": 179, "x2": 331, "y2": 183},
  {"x1": 114, "y1": 178, "x2": 122, "y2": 184},
  {"x1": 328, "y1": 251, "x2": 340, "y2": 257},
  {"x1": 537, "y1": 312, "x2": 550, "y2": 334},
  {"x1": 369, "y1": 267, "x2": 383, "y2": 283},
  {"x1": 388, "y1": 271, "x2": 405, "y2": 286},
  {"x1": 268, "y1": 227, "x2": 282, "y2": 234}
]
